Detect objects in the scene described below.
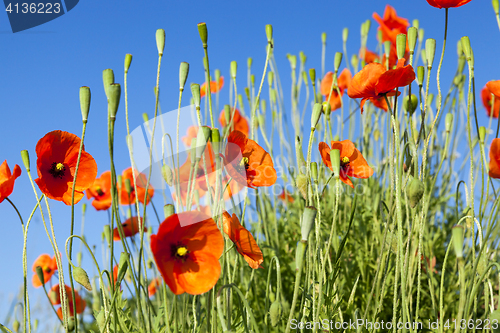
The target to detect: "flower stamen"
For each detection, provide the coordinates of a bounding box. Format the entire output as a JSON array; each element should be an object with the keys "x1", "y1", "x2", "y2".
[{"x1": 49, "y1": 162, "x2": 66, "y2": 179}]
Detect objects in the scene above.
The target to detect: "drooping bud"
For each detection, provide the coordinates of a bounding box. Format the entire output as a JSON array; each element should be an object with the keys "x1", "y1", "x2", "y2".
[
  {"x1": 161, "y1": 164, "x2": 173, "y2": 186},
  {"x1": 396, "y1": 34, "x2": 406, "y2": 60},
  {"x1": 334, "y1": 52, "x2": 343, "y2": 72},
  {"x1": 191, "y1": 83, "x2": 201, "y2": 108},
  {"x1": 164, "y1": 204, "x2": 175, "y2": 219},
  {"x1": 311, "y1": 103, "x2": 322, "y2": 129},
  {"x1": 13, "y1": 320, "x2": 20, "y2": 333},
  {"x1": 330, "y1": 149, "x2": 340, "y2": 178},
  {"x1": 80, "y1": 86, "x2": 91, "y2": 123},
  {"x1": 269, "y1": 300, "x2": 283, "y2": 327},
  {"x1": 452, "y1": 225, "x2": 464, "y2": 258},
  {"x1": 108, "y1": 83, "x2": 121, "y2": 119},
  {"x1": 301, "y1": 206, "x2": 317, "y2": 241},
  {"x1": 21, "y1": 150, "x2": 30, "y2": 172},
  {"x1": 407, "y1": 27, "x2": 417, "y2": 54},
  {"x1": 142, "y1": 113, "x2": 149, "y2": 124},
  {"x1": 102, "y1": 69, "x2": 114, "y2": 99},
  {"x1": 179, "y1": 62, "x2": 189, "y2": 91},
  {"x1": 197, "y1": 23, "x2": 208, "y2": 48},
  {"x1": 124, "y1": 54, "x2": 133, "y2": 73},
  {"x1": 73, "y1": 266, "x2": 92, "y2": 291},
  {"x1": 406, "y1": 175, "x2": 424, "y2": 208},
  {"x1": 425, "y1": 39, "x2": 436, "y2": 68}
]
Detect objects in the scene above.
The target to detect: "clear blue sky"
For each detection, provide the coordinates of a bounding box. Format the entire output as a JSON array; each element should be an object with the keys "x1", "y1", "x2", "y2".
[{"x1": 0, "y1": 0, "x2": 496, "y2": 324}]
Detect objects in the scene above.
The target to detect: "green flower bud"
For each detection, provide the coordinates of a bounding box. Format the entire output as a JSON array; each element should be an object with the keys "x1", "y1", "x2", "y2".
[
  {"x1": 34, "y1": 319, "x2": 39, "y2": 331},
  {"x1": 445, "y1": 113, "x2": 453, "y2": 133},
  {"x1": 452, "y1": 225, "x2": 464, "y2": 258},
  {"x1": 301, "y1": 206, "x2": 317, "y2": 241},
  {"x1": 103, "y1": 225, "x2": 111, "y2": 244},
  {"x1": 191, "y1": 83, "x2": 201, "y2": 108},
  {"x1": 321, "y1": 32, "x2": 326, "y2": 44},
  {"x1": 247, "y1": 57, "x2": 253, "y2": 69},
  {"x1": 108, "y1": 83, "x2": 121, "y2": 119},
  {"x1": 82, "y1": 203, "x2": 87, "y2": 215},
  {"x1": 407, "y1": 27, "x2": 417, "y2": 54},
  {"x1": 334, "y1": 52, "x2": 343, "y2": 72},
  {"x1": 308, "y1": 68, "x2": 316, "y2": 83},
  {"x1": 265, "y1": 24, "x2": 273, "y2": 43},
  {"x1": 261, "y1": 100, "x2": 267, "y2": 114},
  {"x1": 197, "y1": 23, "x2": 208, "y2": 47},
  {"x1": 211, "y1": 128, "x2": 221, "y2": 155},
  {"x1": 250, "y1": 74, "x2": 255, "y2": 87},
  {"x1": 330, "y1": 149, "x2": 340, "y2": 179},
  {"x1": 287, "y1": 54, "x2": 297, "y2": 70},
  {"x1": 351, "y1": 54, "x2": 359, "y2": 70},
  {"x1": 460, "y1": 36, "x2": 472, "y2": 60},
  {"x1": 196, "y1": 126, "x2": 212, "y2": 160},
  {"x1": 73, "y1": 266, "x2": 92, "y2": 291},
  {"x1": 425, "y1": 38, "x2": 436, "y2": 68},
  {"x1": 142, "y1": 112, "x2": 149, "y2": 124},
  {"x1": 35, "y1": 265, "x2": 45, "y2": 285},
  {"x1": 479, "y1": 126, "x2": 486, "y2": 143},
  {"x1": 403, "y1": 94, "x2": 418, "y2": 115},
  {"x1": 412, "y1": 19, "x2": 419, "y2": 30},
  {"x1": 21, "y1": 150, "x2": 30, "y2": 172},
  {"x1": 267, "y1": 71, "x2": 274, "y2": 87},
  {"x1": 396, "y1": 34, "x2": 406, "y2": 60},
  {"x1": 230, "y1": 61, "x2": 237, "y2": 79},
  {"x1": 299, "y1": 51, "x2": 306, "y2": 65},
  {"x1": 493, "y1": 0, "x2": 500, "y2": 14},
  {"x1": 164, "y1": 204, "x2": 175, "y2": 219},
  {"x1": 13, "y1": 320, "x2": 20, "y2": 333},
  {"x1": 342, "y1": 28, "x2": 349, "y2": 43},
  {"x1": 102, "y1": 69, "x2": 114, "y2": 100},
  {"x1": 79, "y1": 86, "x2": 91, "y2": 123},
  {"x1": 156, "y1": 29, "x2": 165, "y2": 56},
  {"x1": 418, "y1": 28, "x2": 425, "y2": 43},
  {"x1": 161, "y1": 164, "x2": 173, "y2": 186},
  {"x1": 406, "y1": 175, "x2": 424, "y2": 208},
  {"x1": 295, "y1": 174, "x2": 307, "y2": 200},
  {"x1": 311, "y1": 103, "x2": 322, "y2": 129},
  {"x1": 117, "y1": 252, "x2": 130, "y2": 283},
  {"x1": 244, "y1": 87, "x2": 251, "y2": 102},
  {"x1": 269, "y1": 300, "x2": 283, "y2": 327},
  {"x1": 179, "y1": 62, "x2": 189, "y2": 90},
  {"x1": 125, "y1": 178, "x2": 132, "y2": 196},
  {"x1": 257, "y1": 114, "x2": 265, "y2": 129},
  {"x1": 124, "y1": 54, "x2": 133, "y2": 73},
  {"x1": 417, "y1": 66, "x2": 425, "y2": 86}
]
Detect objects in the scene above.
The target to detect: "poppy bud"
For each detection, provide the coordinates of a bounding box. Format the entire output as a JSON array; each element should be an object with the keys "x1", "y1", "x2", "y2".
[
  {"x1": 445, "y1": 113, "x2": 453, "y2": 133},
  {"x1": 102, "y1": 69, "x2": 114, "y2": 101},
  {"x1": 322, "y1": 101, "x2": 332, "y2": 114},
  {"x1": 124, "y1": 178, "x2": 132, "y2": 196},
  {"x1": 301, "y1": 206, "x2": 317, "y2": 241},
  {"x1": 228, "y1": 61, "x2": 237, "y2": 81},
  {"x1": 330, "y1": 149, "x2": 340, "y2": 179},
  {"x1": 73, "y1": 266, "x2": 92, "y2": 291},
  {"x1": 267, "y1": 71, "x2": 274, "y2": 88},
  {"x1": 211, "y1": 128, "x2": 221, "y2": 156},
  {"x1": 196, "y1": 126, "x2": 212, "y2": 160},
  {"x1": 250, "y1": 74, "x2": 256, "y2": 87},
  {"x1": 178, "y1": 62, "x2": 189, "y2": 91},
  {"x1": 417, "y1": 66, "x2": 425, "y2": 87},
  {"x1": 408, "y1": 27, "x2": 417, "y2": 54},
  {"x1": 287, "y1": 54, "x2": 297, "y2": 70},
  {"x1": 412, "y1": 19, "x2": 419, "y2": 30},
  {"x1": 34, "y1": 319, "x2": 39, "y2": 331},
  {"x1": 360, "y1": 21, "x2": 368, "y2": 37},
  {"x1": 351, "y1": 55, "x2": 359, "y2": 71},
  {"x1": 494, "y1": 0, "x2": 500, "y2": 14},
  {"x1": 124, "y1": 54, "x2": 132, "y2": 73},
  {"x1": 164, "y1": 204, "x2": 175, "y2": 219},
  {"x1": 403, "y1": 94, "x2": 418, "y2": 115},
  {"x1": 35, "y1": 266, "x2": 45, "y2": 285},
  {"x1": 311, "y1": 103, "x2": 322, "y2": 129},
  {"x1": 108, "y1": 84, "x2": 121, "y2": 119},
  {"x1": 265, "y1": 24, "x2": 273, "y2": 44},
  {"x1": 161, "y1": 164, "x2": 173, "y2": 186},
  {"x1": 247, "y1": 57, "x2": 253, "y2": 70},
  {"x1": 190, "y1": 83, "x2": 201, "y2": 108},
  {"x1": 342, "y1": 28, "x2": 349, "y2": 43},
  {"x1": 301, "y1": 71, "x2": 308, "y2": 86},
  {"x1": 269, "y1": 300, "x2": 283, "y2": 327},
  {"x1": 462, "y1": 206, "x2": 474, "y2": 229},
  {"x1": 311, "y1": 162, "x2": 318, "y2": 183},
  {"x1": 117, "y1": 252, "x2": 130, "y2": 284},
  {"x1": 79, "y1": 86, "x2": 91, "y2": 123},
  {"x1": 452, "y1": 225, "x2": 464, "y2": 258},
  {"x1": 308, "y1": 68, "x2": 316, "y2": 83},
  {"x1": 425, "y1": 39, "x2": 436, "y2": 69},
  {"x1": 460, "y1": 36, "x2": 472, "y2": 61},
  {"x1": 244, "y1": 87, "x2": 251, "y2": 102},
  {"x1": 295, "y1": 174, "x2": 307, "y2": 200},
  {"x1": 299, "y1": 51, "x2": 306, "y2": 65},
  {"x1": 257, "y1": 115, "x2": 265, "y2": 129},
  {"x1": 295, "y1": 240, "x2": 307, "y2": 272},
  {"x1": 383, "y1": 41, "x2": 391, "y2": 61},
  {"x1": 21, "y1": 150, "x2": 30, "y2": 172},
  {"x1": 406, "y1": 175, "x2": 424, "y2": 208},
  {"x1": 334, "y1": 52, "x2": 343, "y2": 73},
  {"x1": 479, "y1": 126, "x2": 486, "y2": 144},
  {"x1": 295, "y1": 136, "x2": 306, "y2": 174},
  {"x1": 418, "y1": 28, "x2": 425, "y2": 43},
  {"x1": 142, "y1": 113, "x2": 149, "y2": 124},
  {"x1": 103, "y1": 225, "x2": 111, "y2": 244},
  {"x1": 156, "y1": 29, "x2": 165, "y2": 56},
  {"x1": 197, "y1": 23, "x2": 207, "y2": 47},
  {"x1": 321, "y1": 32, "x2": 326, "y2": 44},
  {"x1": 13, "y1": 320, "x2": 19, "y2": 333},
  {"x1": 82, "y1": 203, "x2": 87, "y2": 217},
  {"x1": 396, "y1": 34, "x2": 406, "y2": 60}
]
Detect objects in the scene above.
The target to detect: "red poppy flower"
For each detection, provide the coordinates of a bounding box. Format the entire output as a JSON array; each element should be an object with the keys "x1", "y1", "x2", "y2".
[
  {"x1": 347, "y1": 58, "x2": 415, "y2": 113},
  {"x1": 222, "y1": 212, "x2": 263, "y2": 269},
  {"x1": 320, "y1": 69, "x2": 352, "y2": 111},
  {"x1": 113, "y1": 216, "x2": 147, "y2": 241},
  {"x1": 219, "y1": 108, "x2": 249, "y2": 136},
  {"x1": 278, "y1": 189, "x2": 295, "y2": 203},
  {"x1": 484, "y1": 81, "x2": 500, "y2": 118},
  {"x1": 369, "y1": 96, "x2": 389, "y2": 112},
  {"x1": 182, "y1": 126, "x2": 199, "y2": 147},
  {"x1": 32, "y1": 254, "x2": 58, "y2": 288},
  {"x1": 224, "y1": 130, "x2": 277, "y2": 189},
  {"x1": 86, "y1": 171, "x2": 112, "y2": 211},
  {"x1": 489, "y1": 139, "x2": 500, "y2": 178},
  {"x1": 426, "y1": 0, "x2": 472, "y2": 8},
  {"x1": 318, "y1": 140, "x2": 374, "y2": 188},
  {"x1": 0, "y1": 160, "x2": 21, "y2": 204},
  {"x1": 200, "y1": 76, "x2": 224, "y2": 98},
  {"x1": 35, "y1": 130, "x2": 97, "y2": 205},
  {"x1": 49, "y1": 284, "x2": 86, "y2": 320},
  {"x1": 373, "y1": 5, "x2": 409, "y2": 45},
  {"x1": 150, "y1": 211, "x2": 224, "y2": 295},
  {"x1": 148, "y1": 277, "x2": 162, "y2": 297},
  {"x1": 119, "y1": 168, "x2": 154, "y2": 205}
]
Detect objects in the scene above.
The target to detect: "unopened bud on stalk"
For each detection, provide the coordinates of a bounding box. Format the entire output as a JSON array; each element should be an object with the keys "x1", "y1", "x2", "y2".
[
  {"x1": 418, "y1": 28, "x2": 425, "y2": 43},
  {"x1": 311, "y1": 162, "x2": 318, "y2": 183},
  {"x1": 299, "y1": 51, "x2": 306, "y2": 65},
  {"x1": 265, "y1": 24, "x2": 273, "y2": 43},
  {"x1": 117, "y1": 252, "x2": 130, "y2": 283},
  {"x1": 420, "y1": 50, "x2": 427, "y2": 67},
  {"x1": 35, "y1": 266, "x2": 45, "y2": 285},
  {"x1": 452, "y1": 225, "x2": 464, "y2": 258},
  {"x1": 311, "y1": 103, "x2": 322, "y2": 129},
  {"x1": 261, "y1": 100, "x2": 267, "y2": 114},
  {"x1": 164, "y1": 204, "x2": 175, "y2": 218},
  {"x1": 267, "y1": 71, "x2": 274, "y2": 87},
  {"x1": 179, "y1": 62, "x2": 189, "y2": 90},
  {"x1": 247, "y1": 57, "x2": 253, "y2": 70},
  {"x1": 214, "y1": 69, "x2": 221, "y2": 85},
  {"x1": 21, "y1": 150, "x2": 30, "y2": 172},
  {"x1": 322, "y1": 101, "x2": 332, "y2": 114},
  {"x1": 251, "y1": 74, "x2": 255, "y2": 87},
  {"x1": 161, "y1": 165, "x2": 173, "y2": 186},
  {"x1": 396, "y1": 34, "x2": 406, "y2": 60},
  {"x1": 321, "y1": 32, "x2": 326, "y2": 44},
  {"x1": 82, "y1": 203, "x2": 87, "y2": 216},
  {"x1": 269, "y1": 300, "x2": 283, "y2": 327},
  {"x1": 403, "y1": 94, "x2": 418, "y2": 115},
  {"x1": 230, "y1": 61, "x2": 237, "y2": 79},
  {"x1": 342, "y1": 28, "x2": 349, "y2": 43},
  {"x1": 102, "y1": 69, "x2": 114, "y2": 99},
  {"x1": 34, "y1": 320, "x2": 39, "y2": 332},
  {"x1": 288, "y1": 54, "x2": 297, "y2": 70},
  {"x1": 156, "y1": 29, "x2": 165, "y2": 55},
  {"x1": 330, "y1": 149, "x2": 340, "y2": 178},
  {"x1": 13, "y1": 320, "x2": 19, "y2": 333},
  {"x1": 417, "y1": 66, "x2": 425, "y2": 87},
  {"x1": 244, "y1": 87, "x2": 251, "y2": 102},
  {"x1": 295, "y1": 136, "x2": 306, "y2": 174},
  {"x1": 384, "y1": 41, "x2": 391, "y2": 60},
  {"x1": 103, "y1": 225, "x2": 111, "y2": 244},
  {"x1": 412, "y1": 19, "x2": 419, "y2": 29},
  {"x1": 142, "y1": 113, "x2": 149, "y2": 124},
  {"x1": 257, "y1": 114, "x2": 265, "y2": 129},
  {"x1": 425, "y1": 39, "x2": 436, "y2": 68},
  {"x1": 197, "y1": 23, "x2": 208, "y2": 47},
  {"x1": 211, "y1": 128, "x2": 221, "y2": 155},
  {"x1": 124, "y1": 54, "x2": 132, "y2": 73},
  {"x1": 308, "y1": 68, "x2": 316, "y2": 83},
  {"x1": 295, "y1": 174, "x2": 307, "y2": 200},
  {"x1": 190, "y1": 83, "x2": 201, "y2": 108},
  {"x1": 460, "y1": 36, "x2": 472, "y2": 60},
  {"x1": 73, "y1": 266, "x2": 92, "y2": 291},
  {"x1": 80, "y1": 86, "x2": 91, "y2": 123},
  {"x1": 334, "y1": 52, "x2": 343, "y2": 72},
  {"x1": 301, "y1": 206, "x2": 317, "y2": 241},
  {"x1": 406, "y1": 175, "x2": 424, "y2": 208},
  {"x1": 408, "y1": 27, "x2": 417, "y2": 54},
  {"x1": 493, "y1": 0, "x2": 500, "y2": 14},
  {"x1": 301, "y1": 71, "x2": 308, "y2": 85},
  {"x1": 196, "y1": 126, "x2": 211, "y2": 160},
  {"x1": 108, "y1": 84, "x2": 121, "y2": 119},
  {"x1": 445, "y1": 113, "x2": 453, "y2": 133},
  {"x1": 125, "y1": 178, "x2": 132, "y2": 196},
  {"x1": 479, "y1": 126, "x2": 486, "y2": 143}
]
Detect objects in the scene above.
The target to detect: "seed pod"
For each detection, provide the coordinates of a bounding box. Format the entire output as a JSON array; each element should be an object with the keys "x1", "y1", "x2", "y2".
[{"x1": 406, "y1": 175, "x2": 424, "y2": 208}]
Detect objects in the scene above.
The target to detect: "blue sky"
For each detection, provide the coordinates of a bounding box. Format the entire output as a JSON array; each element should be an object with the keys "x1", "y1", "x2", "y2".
[{"x1": 0, "y1": 0, "x2": 497, "y2": 324}]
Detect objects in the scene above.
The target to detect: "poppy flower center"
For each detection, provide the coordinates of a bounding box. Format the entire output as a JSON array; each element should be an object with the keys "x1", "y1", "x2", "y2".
[
  {"x1": 49, "y1": 162, "x2": 66, "y2": 179},
  {"x1": 174, "y1": 245, "x2": 189, "y2": 259},
  {"x1": 237, "y1": 157, "x2": 250, "y2": 172},
  {"x1": 95, "y1": 186, "x2": 104, "y2": 196},
  {"x1": 341, "y1": 156, "x2": 350, "y2": 168}
]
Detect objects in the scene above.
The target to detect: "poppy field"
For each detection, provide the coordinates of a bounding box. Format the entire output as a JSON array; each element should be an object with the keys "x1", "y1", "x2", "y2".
[{"x1": 3, "y1": 0, "x2": 500, "y2": 332}]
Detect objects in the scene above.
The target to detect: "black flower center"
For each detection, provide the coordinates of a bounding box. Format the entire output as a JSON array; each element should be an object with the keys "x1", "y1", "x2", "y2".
[{"x1": 49, "y1": 162, "x2": 66, "y2": 179}]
